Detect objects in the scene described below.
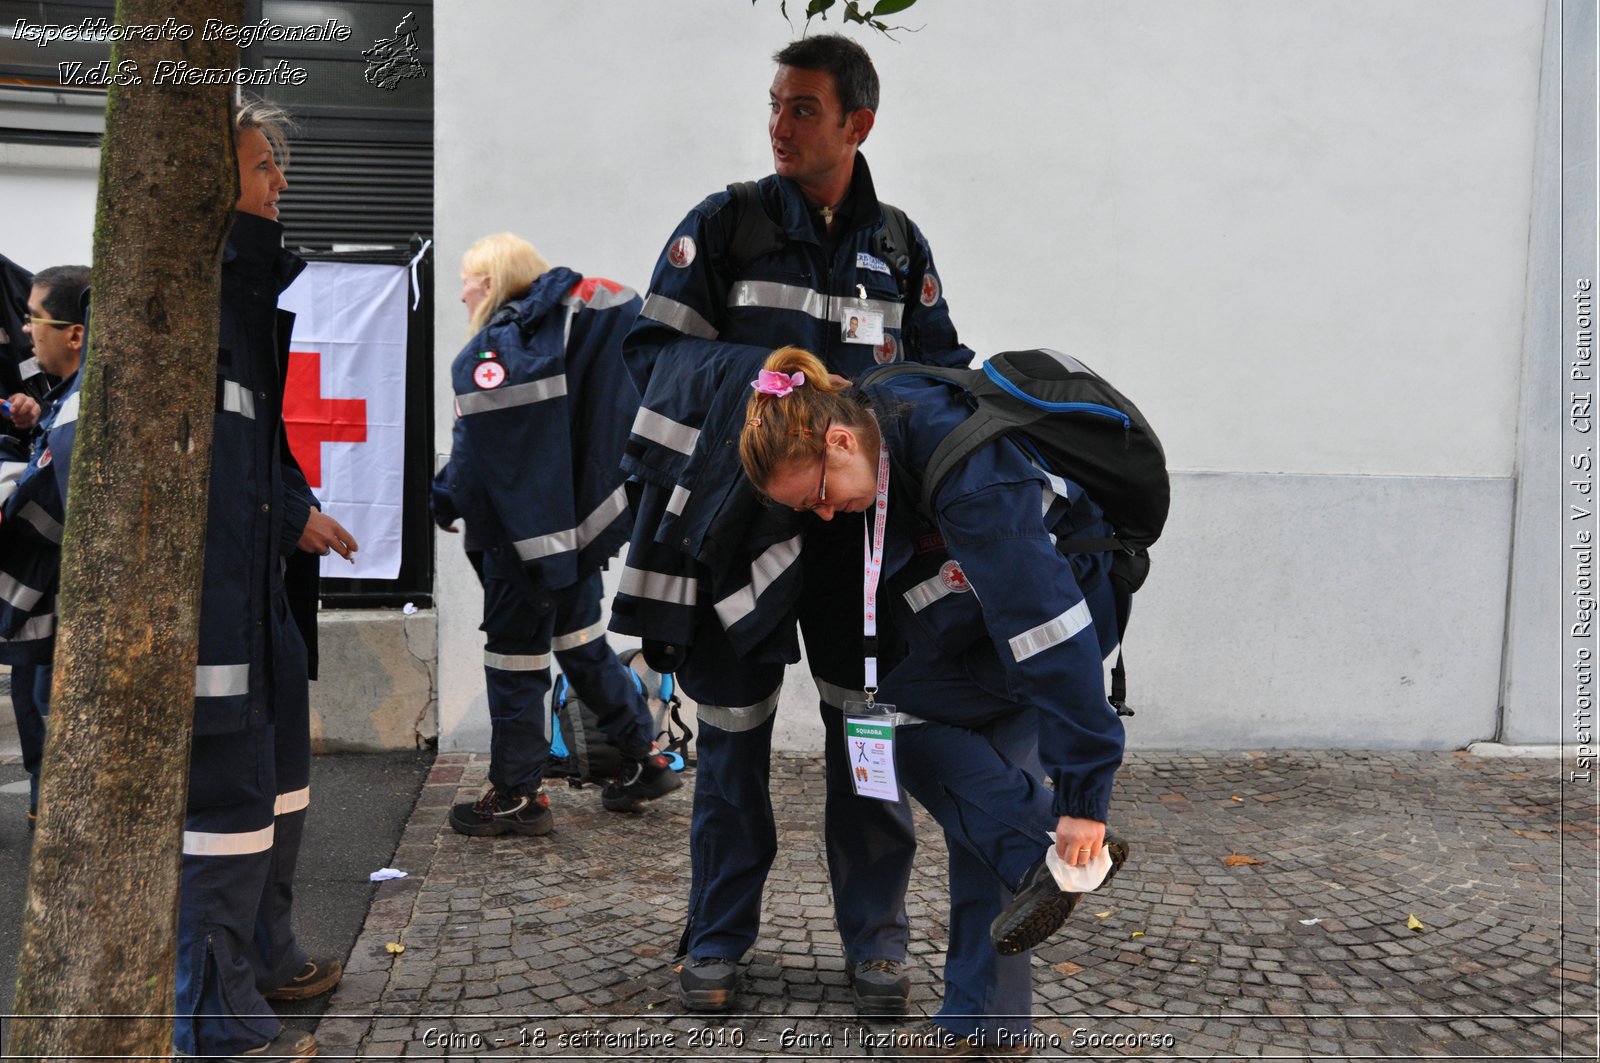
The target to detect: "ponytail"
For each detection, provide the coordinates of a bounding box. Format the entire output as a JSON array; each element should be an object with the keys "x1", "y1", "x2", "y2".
[{"x1": 739, "y1": 346, "x2": 875, "y2": 494}]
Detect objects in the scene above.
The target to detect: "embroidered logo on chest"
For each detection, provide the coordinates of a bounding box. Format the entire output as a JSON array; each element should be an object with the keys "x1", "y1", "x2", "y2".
[{"x1": 940, "y1": 559, "x2": 970, "y2": 593}]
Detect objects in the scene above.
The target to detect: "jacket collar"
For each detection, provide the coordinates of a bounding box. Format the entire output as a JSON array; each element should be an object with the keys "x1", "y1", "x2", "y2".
[
  {"x1": 490, "y1": 265, "x2": 581, "y2": 332},
  {"x1": 771, "y1": 152, "x2": 882, "y2": 244},
  {"x1": 223, "y1": 211, "x2": 307, "y2": 293}
]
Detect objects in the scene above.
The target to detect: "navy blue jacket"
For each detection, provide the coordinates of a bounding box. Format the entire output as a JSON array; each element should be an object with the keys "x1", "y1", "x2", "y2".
[
  {"x1": 196, "y1": 211, "x2": 319, "y2": 733},
  {"x1": 438, "y1": 267, "x2": 643, "y2": 595},
  {"x1": 612, "y1": 155, "x2": 972, "y2": 655},
  {"x1": 0, "y1": 214, "x2": 320, "y2": 716},
  {"x1": 0, "y1": 369, "x2": 80, "y2": 664},
  {"x1": 865, "y1": 372, "x2": 1127, "y2": 823}
]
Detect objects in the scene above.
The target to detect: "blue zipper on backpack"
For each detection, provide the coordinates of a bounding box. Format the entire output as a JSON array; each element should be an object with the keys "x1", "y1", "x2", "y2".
[{"x1": 981, "y1": 361, "x2": 1131, "y2": 427}]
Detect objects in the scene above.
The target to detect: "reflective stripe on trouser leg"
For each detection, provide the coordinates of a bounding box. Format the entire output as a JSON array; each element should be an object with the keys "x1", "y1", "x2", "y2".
[
  {"x1": 176, "y1": 726, "x2": 281, "y2": 1056},
  {"x1": 550, "y1": 571, "x2": 651, "y2": 755},
  {"x1": 253, "y1": 604, "x2": 313, "y2": 991},
  {"x1": 676, "y1": 625, "x2": 785, "y2": 960},
  {"x1": 481, "y1": 568, "x2": 556, "y2": 795}
]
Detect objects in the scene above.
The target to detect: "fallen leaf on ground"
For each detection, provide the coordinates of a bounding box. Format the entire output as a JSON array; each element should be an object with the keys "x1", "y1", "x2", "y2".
[
  {"x1": 1052, "y1": 960, "x2": 1085, "y2": 976},
  {"x1": 1095, "y1": 911, "x2": 1112, "y2": 919},
  {"x1": 1407, "y1": 914, "x2": 1425, "y2": 932},
  {"x1": 1130, "y1": 931, "x2": 1145, "y2": 938},
  {"x1": 385, "y1": 942, "x2": 405, "y2": 955},
  {"x1": 1298, "y1": 918, "x2": 1321, "y2": 926},
  {"x1": 1231, "y1": 795, "x2": 1244, "y2": 802},
  {"x1": 1223, "y1": 852, "x2": 1264, "y2": 867}
]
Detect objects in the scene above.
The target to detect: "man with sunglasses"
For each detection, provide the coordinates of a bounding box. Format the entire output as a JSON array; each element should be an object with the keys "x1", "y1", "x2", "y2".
[{"x1": 0, "y1": 264, "x2": 90, "y2": 826}]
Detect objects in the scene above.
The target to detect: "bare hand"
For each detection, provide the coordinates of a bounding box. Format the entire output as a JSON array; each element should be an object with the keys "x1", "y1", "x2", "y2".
[
  {"x1": 1054, "y1": 815, "x2": 1106, "y2": 867},
  {"x1": 298, "y1": 509, "x2": 359, "y2": 561},
  {"x1": 4, "y1": 394, "x2": 40, "y2": 431}
]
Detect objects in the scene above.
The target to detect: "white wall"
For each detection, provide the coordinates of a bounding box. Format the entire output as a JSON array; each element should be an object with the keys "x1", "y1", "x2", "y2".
[
  {"x1": 434, "y1": 0, "x2": 1557, "y2": 750},
  {"x1": 1, "y1": 143, "x2": 98, "y2": 271}
]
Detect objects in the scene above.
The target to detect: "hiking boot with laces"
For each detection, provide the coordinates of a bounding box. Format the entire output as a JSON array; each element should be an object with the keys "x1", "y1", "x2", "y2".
[
  {"x1": 849, "y1": 957, "x2": 910, "y2": 1016},
  {"x1": 990, "y1": 834, "x2": 1129, "y2": 955},
  {"x1": 677, "y1": 955, "x2": 737, "y2": 1012},
  {"x1": 601, "y1": 752, "x2": 682, "y2": 812},
  {"x1": 448, "y1": 787, "x2": 553, "y2": 837}
]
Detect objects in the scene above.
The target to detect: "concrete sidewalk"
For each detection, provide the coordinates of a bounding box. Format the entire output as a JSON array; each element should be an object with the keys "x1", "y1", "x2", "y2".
[{"x1": 307, "y1": 749, "x2": 1596, "y2": 1060}]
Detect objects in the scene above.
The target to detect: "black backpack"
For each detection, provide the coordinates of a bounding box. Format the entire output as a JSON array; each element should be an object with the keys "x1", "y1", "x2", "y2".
[
  {"x1": 547, "y1": 652, "x2": 696, "y2": 784},
  {"x1": 723, "y1": 180, "x2": 916, "y2": 296},
  {"x1": 863, "y1": 349, "x2": 1169, "y2": 715},
  {"x1": 547, "y1": 673, "x2": 626, "y2": 785}
]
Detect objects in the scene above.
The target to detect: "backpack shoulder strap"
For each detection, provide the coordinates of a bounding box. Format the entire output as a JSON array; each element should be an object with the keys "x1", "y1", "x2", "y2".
[
  {"x1": 872, "y1": 201, "x2": 915, "y2": 295},
  {"x1": 723, "y1": 180, "x2": 788, "y2": 276}
]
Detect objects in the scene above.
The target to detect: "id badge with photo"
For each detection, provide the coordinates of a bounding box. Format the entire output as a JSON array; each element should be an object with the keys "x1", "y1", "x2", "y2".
[
  {"x1": 843, "y1": 700, "x2": 900, "y2": 802},
  {"x1": 840, "y1": 306, "x2": 884, "y2": 346}
]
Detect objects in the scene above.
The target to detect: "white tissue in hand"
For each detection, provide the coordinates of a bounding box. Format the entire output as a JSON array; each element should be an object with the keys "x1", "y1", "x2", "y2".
[{"x1": 1044, "y1": 841, "x2": 1113, "y2": 893}]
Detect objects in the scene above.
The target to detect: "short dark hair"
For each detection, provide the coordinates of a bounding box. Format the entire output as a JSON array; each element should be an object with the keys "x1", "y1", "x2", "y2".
[
  {"x1": 773, "y1": 34, "x2": 879, "y2": 117},
  {"x1": 32, "y1": 265, "x2": 91, "y2": 326}
]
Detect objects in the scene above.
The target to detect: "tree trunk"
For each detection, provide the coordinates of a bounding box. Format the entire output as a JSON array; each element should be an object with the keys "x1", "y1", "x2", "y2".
[{"x1": 11, "y1": 1, "x2": 242, "y2": 1056}]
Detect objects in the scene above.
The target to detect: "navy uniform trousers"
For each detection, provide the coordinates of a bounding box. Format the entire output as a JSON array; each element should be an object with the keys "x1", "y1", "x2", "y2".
[
  {"x1": 883, "y1": 567, "x2": 1122, "y2": 1046},
  {"x1": 679, "y1": 513, "x2": 916, "y2": 965},
  {"x1": 174, "y1": 595, "x2": 312, "y2": 1056},
  {"x1": 481, "y1": 558, "x2": 653, "y2": 795},
  {"x1": 10, "y1": 662, "x2": 48, "y2": 814}
]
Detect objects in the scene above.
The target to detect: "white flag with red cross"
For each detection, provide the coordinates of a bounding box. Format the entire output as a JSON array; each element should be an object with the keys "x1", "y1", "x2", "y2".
[{"x1": 279, "y1": 261, "x2": 408, "y2": 580}]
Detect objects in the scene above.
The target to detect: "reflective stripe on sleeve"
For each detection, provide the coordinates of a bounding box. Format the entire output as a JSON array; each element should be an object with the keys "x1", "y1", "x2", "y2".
[
  {"x1": 553, "y1": 620, "x2": 607, "y2": 651},
  {"x1": 631, "y1": 407, "x2": 701, "y2": 456},
  {"x1": 183, "y1": 823, "x2": 275, "y2": 857},
  {"x1": 485, "y1": 650, "x2": 552, "y2": 672},
  {"x1": 219, "y1": 380, "x2": 255, "y2": 420},
  {"x1": 1008, "y1": 600, "x2": 1094, "y2": 663},
  {"x1": 195, "y1": 663, "x2": 249, "y2": 699},
  {"x1": 456, "y1": 374, "x2": 567, "y2": 417},
  {"x1": 618, "y1": 565, "x2": 699, "y2": 608},
  {"x1": 666, "y1": 483, "x2": 692, "y2": 517},
  {"x1": 274, "y1": 787, "x2": 310, "y2": 816},
  {"x1": 903, "y1": 574, "x2": 954, "y2": 614},
  {"x1": 17, "y1": 501, "x2": 63, "y2": 544},
  {"x1": 0, "y1": 612, "x2": 55, "y2": 643},
  {"x1": 713, "y1": 535, "x2": 801, "y2": 631},
  {"x1": 641, "y1": 294, "x2": 718, "y2": 340},
  {"x1": 512, "y1": 485, "x2": 629, "y2": 562},
  {"x1": 0, "y1": 571, "x2": 43, "y2": 612}
]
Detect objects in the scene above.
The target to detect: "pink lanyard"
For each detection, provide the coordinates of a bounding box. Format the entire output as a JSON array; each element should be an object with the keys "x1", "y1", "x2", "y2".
[{"x1": 862, "y1": 436, "x2": 891, "y2": 704}]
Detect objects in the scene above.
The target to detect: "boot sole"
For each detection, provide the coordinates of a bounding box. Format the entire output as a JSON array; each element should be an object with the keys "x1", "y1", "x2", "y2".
[
  {"x1": 991, "y1": 838, "x2": 1129, "y2": 955},
  {"x1": 448, "y1": 812, "x2": 553, "y2": 837},
  {"x1": 680, "y1": 987, "x2": 734, "y2": 1012}
]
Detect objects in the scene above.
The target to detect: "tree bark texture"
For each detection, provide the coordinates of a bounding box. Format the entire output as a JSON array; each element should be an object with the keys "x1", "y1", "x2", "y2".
[{"x1": 11, "y1": 0, "x2": 243, "y2": 1057}]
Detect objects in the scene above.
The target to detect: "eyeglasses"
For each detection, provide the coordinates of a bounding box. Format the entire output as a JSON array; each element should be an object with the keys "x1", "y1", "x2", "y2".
[
  {"x1": 25, "y1": 315, "x2": 74, "y2": 329},
  {"x1": 793, "y1": 419, "x2": 832, "y2": 513}
]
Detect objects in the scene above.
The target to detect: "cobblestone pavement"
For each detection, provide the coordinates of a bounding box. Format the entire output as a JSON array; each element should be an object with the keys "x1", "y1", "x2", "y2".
[{"x1": 316, "y1": 751, "x2": 1597, "y2": 1060}]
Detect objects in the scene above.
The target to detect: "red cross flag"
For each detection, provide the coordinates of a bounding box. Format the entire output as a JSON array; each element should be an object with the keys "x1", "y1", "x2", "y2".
[{"x1": 279, "y1": 261, "x2": 409, "y2": 579}]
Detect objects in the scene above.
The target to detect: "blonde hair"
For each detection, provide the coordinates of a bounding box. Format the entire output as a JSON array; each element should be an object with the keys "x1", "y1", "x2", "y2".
[
  {"x1": 461, "y1": 232, "x2": 552, "y2": 333},
  {"x1": 234, "y1": 92, "x2": 293, "y2": 168},
  {"x1": 739, "y1": 346, "x2": 878, "y2": 495}
]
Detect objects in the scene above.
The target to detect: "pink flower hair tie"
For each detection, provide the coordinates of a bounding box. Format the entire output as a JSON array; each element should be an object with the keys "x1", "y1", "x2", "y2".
[{"x1": 751, "y1": 369, "x2": 805, "y2": 397}]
